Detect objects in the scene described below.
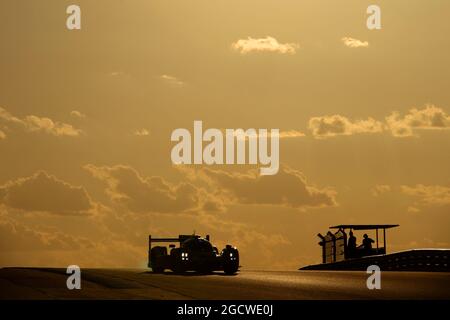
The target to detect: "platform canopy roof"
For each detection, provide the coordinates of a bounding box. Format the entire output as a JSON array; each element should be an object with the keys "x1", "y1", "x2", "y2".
[{"x1": 329, "y1": 224, "x2": 399, "y2": 230}]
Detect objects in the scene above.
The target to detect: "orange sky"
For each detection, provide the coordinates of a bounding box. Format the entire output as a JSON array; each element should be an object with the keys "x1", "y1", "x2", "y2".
[{"x1": 0, "y1": 0, "x2": 449, "y2": 269}]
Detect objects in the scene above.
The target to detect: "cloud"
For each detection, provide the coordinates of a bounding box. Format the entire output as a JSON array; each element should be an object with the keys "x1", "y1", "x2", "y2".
[
  {"x1": 84, "y1": 164, "x2": 211, "y2": 214},
  {"x1": 232, "y1": 129, "x2": 305, "y2": 141},
  {"x1": 196, "y1": 212, "x2": 291, "y2": 267},
  {"x1": 0, "y1": 215, "x2": 93, "y2": 252},
  {"x1": 232, "y1": 36, "x2": 299, "y2": 54},
  {"x1": 0, "y1": 171, "x2": 95, "y2": 215},
  {"x1": 0, "y1": 130, "x2": 5, "y2": 139},
  {"x1": 109, "y1": 71, "x2": 125, "y2": 77},
  {"x1": 341, "y1": 37, "x2": 369, "y2": 48},
  {"x1": 279, "y1": 130, "x2": 306, "y2": 138},
  {"x1": 186, "y1": 166, "x2": 337, "y2": 210},
  {"x1": 0, "y1": 107, "x2": 22, "y2": 125},
  {"x1": 0, "y1": 203, "x2": 141, "y2": 266},
  {"x1": 161, "y1": 74, "x2": 184, "y2": 87},
  {"x1": 133, "y1": 128, "x2": 150, "y2": 136},
  {"x1": 23, "y1": 115, "x2": 81, "y2": 136},
  {"x1": 308, "y1": 105, "x2": 450, "y2": 139},
  {"x1": 0, "y1": 107, "x2": 82, "y2": 137},
  {"x1": 401, "y1": 185, "x2": 450, "y2": 206},
  {"x1": 70, "y1": 110, "x2": 86, "y2": 118},
  {"x1": 308, "y1": 115, "x2": 383, "y2": 138},
  {"x1": 85, "y1": 163, "x2": 335, "y2": 214},
  {"x1": 372, "y1": 185, "x2": 391, "y2": 196},
  {"x1": 407, "y1": 206, "x2": 420, "y2": 213},
  {"x1": 386, "y1": 105, "x2": 450, "y2": 137}
]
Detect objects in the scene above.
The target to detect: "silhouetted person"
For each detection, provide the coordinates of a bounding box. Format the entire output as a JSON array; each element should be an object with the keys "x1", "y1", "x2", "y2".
[
  {"x1": 347, "y1": 230, "x2": 357, "y2": 258},
  {"x1": 362, "y1": 233, "x2": 374, "y2": 254}
]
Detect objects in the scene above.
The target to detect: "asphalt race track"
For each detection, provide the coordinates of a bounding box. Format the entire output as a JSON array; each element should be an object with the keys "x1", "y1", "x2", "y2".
[{"x1": 1, "y1": 268, "x2": 449, "y2": 300}]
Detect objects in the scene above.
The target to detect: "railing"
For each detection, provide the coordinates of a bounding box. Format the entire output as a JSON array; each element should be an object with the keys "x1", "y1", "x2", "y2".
[{"x1": 301, "y1": 249, "x2": 450, "y2": 272}]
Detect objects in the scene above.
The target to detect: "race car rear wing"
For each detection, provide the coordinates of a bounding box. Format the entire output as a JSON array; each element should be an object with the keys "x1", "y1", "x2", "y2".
[{"x1": 148, "y1": 234, "x2": 210, "y2": 249}]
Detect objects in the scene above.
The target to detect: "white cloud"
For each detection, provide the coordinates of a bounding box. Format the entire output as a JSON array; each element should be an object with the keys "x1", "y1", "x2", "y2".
[
  {"x1": 0, "y1": 107, "x2": 82, "y2": 137},
  {"x1": 0, "y1": 107, "x2": 22, "y2": 125},
  {"x1": 70, "y1": 110, "x2": 86, "y2": 119},
  {"x1": 84, "y1": 164, "x2": 211, "y2": 214},
  {"x1": 308, "y1": 115, "x2": 383, "y2": 138},
  {"x1": 372, "y1": 185, "x2": 391, "y2": 196},
  {"x1": 109, "y1": 71, "x2": 125, "y2": 77},
  {"x1": 161, "y1": 74, "x2": 184, "y2": 87},
  {"x1": 133, "y1": 128, "x2": 150, "y2": 136},
  {"x1": 407, "y1": 206, "x2": 420, "y2": 213},
  {"x1": 279, "y1": 130, "x2": 306, "y2": 138},
  {"x1": 386, "y1": 105, "x2": 450, "y2": 137},
  {"x1": 401, "y1": 185, "x2": 450, "y2": 206},
  {"x1": 341, "y1": 37, "x2": 369, "y2": 48},
  {"x1": 308, "y1": 105, "x2": 450, "y2": 139},
  {"x1": 232, "y1": 130, "x2": 305, "y2": 141},
  {"x1": 185, "y1": 166, "x2": 337, "y2": 210},
  {"x1": 0, "y1": 171, "x2": 95, "y2": 215},
  {"x1": 24, "y1": 115, "x2": 81, "y2": 137},
  {"x1": 232, "y1": 36, "x2": 299, "y2": 54}
]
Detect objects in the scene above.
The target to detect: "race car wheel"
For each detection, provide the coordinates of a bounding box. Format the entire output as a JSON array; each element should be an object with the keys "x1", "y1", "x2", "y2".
[
  {"x1": 151, "y1": 246, "x2": 167, "y2": 273},
  {"x1": 222, "y1": 245, "x2": 239, "y2": 275},
  {"x1": 152, "y1": 266, "x2": 164, "y2": 273}
]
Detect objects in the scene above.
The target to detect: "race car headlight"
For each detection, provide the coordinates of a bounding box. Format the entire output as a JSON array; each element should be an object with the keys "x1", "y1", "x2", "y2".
[{"x1": 181, "y1": 252, "x2": 189, "y2": 260}]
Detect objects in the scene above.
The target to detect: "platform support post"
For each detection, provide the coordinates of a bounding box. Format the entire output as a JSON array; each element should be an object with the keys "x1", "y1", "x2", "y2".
[
  {"x1": 148, "y1": 235, "x2": 152, "y2": 266},
  {"x1": 376, "y1": 228, "x2": 379, "y2": 252}
]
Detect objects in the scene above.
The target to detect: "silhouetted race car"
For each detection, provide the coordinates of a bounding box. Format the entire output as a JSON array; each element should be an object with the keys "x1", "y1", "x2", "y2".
[{"x1": 148, "y1": 234, "x2": 239, "y2": 274}]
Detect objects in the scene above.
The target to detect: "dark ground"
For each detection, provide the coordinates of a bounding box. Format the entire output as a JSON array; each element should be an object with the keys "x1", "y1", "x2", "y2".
[{"x1": 1, "y1": 268, "x2": 449, "y2": 299}]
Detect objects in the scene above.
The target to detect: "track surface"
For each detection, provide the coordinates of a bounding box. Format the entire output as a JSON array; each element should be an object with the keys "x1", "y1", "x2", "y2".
[{"x1": 1, "y1": 268, "x2": 449, "y2": 299}]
